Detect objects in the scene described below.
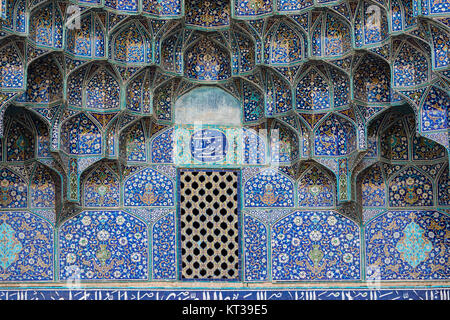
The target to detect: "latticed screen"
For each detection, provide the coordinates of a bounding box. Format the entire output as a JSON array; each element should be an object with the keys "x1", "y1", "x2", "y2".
[{"x1": 179, "y1": 170, "x2": 240, "y2": 280}]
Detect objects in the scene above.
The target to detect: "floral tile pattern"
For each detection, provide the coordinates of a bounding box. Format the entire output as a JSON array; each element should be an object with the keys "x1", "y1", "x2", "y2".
[
  {"x1": 365, "y1": 211, "x2": 450, "y2": 280},
  {"x1": 59, "y1": 210, "x2": 148, "y2": 281},
  {"x1": 272, "y1": 210, "x2": 361, "y2": 281}
]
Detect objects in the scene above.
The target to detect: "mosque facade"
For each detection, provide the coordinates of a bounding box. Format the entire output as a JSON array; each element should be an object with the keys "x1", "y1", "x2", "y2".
[{"x1": 0, "y1": 0, "x2": 449, "y2": 300}]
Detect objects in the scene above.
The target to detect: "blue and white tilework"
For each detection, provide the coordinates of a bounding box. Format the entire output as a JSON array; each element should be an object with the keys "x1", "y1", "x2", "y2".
[
  {"x1": 59, "y1": 210, "x2": 148, "y2": 281},
  {"x1": 0, "y1": 0, "x2": 448, "y2": 291},
  {"x1": 272, "y1": 211, "x2": 361, "y2": 281}
]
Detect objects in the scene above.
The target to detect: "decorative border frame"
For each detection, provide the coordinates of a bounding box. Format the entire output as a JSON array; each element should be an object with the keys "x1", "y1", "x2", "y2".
[{"x1": 0, "y1": 287, "x2": 449, "y2": 300}]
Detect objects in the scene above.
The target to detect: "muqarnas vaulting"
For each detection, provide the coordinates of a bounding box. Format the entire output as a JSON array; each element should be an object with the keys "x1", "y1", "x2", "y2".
[{"x1": 0, "y1": 0, "x2": 448, "y2": 284}]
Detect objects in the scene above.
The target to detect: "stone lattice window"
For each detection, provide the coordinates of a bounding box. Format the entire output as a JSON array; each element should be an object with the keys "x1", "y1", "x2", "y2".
[{"x1": 179, "y1": 170, "x2": 239, "y2": 280}]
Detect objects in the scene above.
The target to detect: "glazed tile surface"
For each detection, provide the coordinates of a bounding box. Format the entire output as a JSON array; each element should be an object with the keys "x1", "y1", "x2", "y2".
[{"x1": 0, "y1": 0, "x2": 448, "y2": 291}]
